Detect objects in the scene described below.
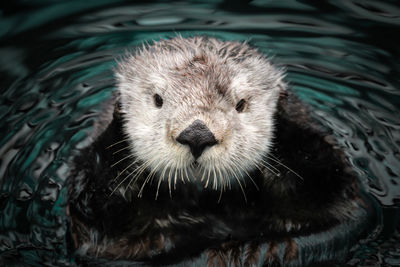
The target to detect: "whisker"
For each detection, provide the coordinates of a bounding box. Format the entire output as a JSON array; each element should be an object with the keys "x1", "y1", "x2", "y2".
[
  {"x1": 110, "y1": 154, "x2": 135, "y2": 168},
  {"x1": 111, "y1": 157, "x2": 140, "y2": 183},
  {"x1": 222, "y1": 162, "x2": 232, "y2": 191},
  {"x1": 254, "y1": 160, "x2": 278, "y2": 177},
  {"x1": 137, "y1": 170, "x2": 153, "y2": 198},
  {"x1": 212, "y1": 167, "x2": 218, "y2": 191},
  {"x1": 173, "y1": 162, "x2": 178, "y2": 190},
  {"x1": 105, "y1": 138, "x2": 130, "y2": 150},
  {"x1": 231, "y1": 156, "x2": 259, "y2": 191},
  {"x1": 183, "y1": 164, "x2": 190, "y2": 183},
  {"x1": 216, "y1": 165, "x2": 225, "y2": 192},
  {"x1": 112, "y1": 146, "x2": 131, "y2": 155},
  {"x1": 156, "y1": 161, "x2": 170, "y2": 200},
  {"x1": 266, "y1": 156, "x2": 304, "y2": 181},
  {"x1": 109, "y1": 158, "x2": 147, "y2": 196},
  {"x1": 122, "y1": 159, "x2": 153, "y2": 196},
  {"x1": 217, "y1": 182, "x2": 223, "y2": 203},
  {"x1": 200, "y1": 164, "x2": 207, "y2": 183},
  {"x1": 258, "y1": 159, "x2": 281, "y2": 176},
  {"x1": 134, "y1": 159, "x2": 154, "y2": 184},
  {"x1": 147, "y1": 159, "x2": 166, "y2": 187},
  {"x1": 221, "y1": 160, "x2": 247, "y2": 202},
  {"x1": 206, "y1": 167, "x2": 212, "y2": 189},
  {"x1": 167, "y1": 163, "x2": 173, "y2": 198},
  {"x1": 138, "y1": 159, "x2": 163, "y2": 197},
  {"x1": 175, "y1": 156, "x2": 184, "y2": 189},
  {"x1": 268, "y1": 153, "x2": 281, "y2": 161},
  {"x1": 230, "y1": 162, "x2": 247, "y2": 203}
]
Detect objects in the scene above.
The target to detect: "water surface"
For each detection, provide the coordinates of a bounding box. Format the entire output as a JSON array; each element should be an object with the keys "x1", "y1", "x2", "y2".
[{"x1": 0, "y1": 0, "x2": 399, "y2": 266}]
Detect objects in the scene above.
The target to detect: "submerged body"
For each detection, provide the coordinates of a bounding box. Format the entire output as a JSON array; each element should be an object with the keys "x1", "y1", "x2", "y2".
[{"x1": 68, "y1": 36, "x2": 374, "y2": 266}]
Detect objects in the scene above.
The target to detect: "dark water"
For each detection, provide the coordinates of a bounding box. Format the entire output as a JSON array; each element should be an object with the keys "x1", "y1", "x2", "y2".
[{"x1": 0, "y1": 0, "x2": 399, "y2": 266}]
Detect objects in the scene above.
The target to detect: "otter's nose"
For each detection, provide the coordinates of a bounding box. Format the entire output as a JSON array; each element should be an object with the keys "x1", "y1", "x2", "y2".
[{"x1": 176, "y1": 119, "x2": 217, "y2": 159}]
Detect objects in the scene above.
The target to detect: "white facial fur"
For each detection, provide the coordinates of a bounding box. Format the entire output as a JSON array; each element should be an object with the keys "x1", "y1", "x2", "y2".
[{"x1": 115, "y1": 36, "x2": 285, "y2": 191}]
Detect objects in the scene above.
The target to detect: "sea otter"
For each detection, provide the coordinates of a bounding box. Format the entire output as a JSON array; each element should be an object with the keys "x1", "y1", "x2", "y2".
[{"x1": 67, "y1": 36, "x2": 375, "y2": 266}]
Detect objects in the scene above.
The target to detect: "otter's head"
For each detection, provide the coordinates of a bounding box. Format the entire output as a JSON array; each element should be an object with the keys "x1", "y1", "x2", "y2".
[{"x1": 115, "y1": 36, "x2": 285, "y2": 191}]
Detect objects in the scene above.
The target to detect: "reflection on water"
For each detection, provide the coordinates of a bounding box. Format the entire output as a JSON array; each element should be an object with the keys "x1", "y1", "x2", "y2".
[{"x1": 0, "y1": 0, "x2": 399, "y2": 266}]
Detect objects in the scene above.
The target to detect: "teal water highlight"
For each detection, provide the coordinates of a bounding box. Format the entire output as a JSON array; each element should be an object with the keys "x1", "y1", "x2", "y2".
[{"x1": 0, "y1": 0, "x2": 399, "y2": 266}]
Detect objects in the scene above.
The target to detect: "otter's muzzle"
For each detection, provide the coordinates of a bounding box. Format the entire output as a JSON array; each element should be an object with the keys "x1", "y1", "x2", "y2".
[{"x1": 176, "y1": 119, "x2": 217, "y2": 159}]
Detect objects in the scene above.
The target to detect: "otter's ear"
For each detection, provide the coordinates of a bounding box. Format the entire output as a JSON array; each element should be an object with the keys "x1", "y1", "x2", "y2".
[
  {"x1": 113, "y1": 101, "x2": 122, "y2": 120},
  {"x1": 278, "y1": 84, "x2": 288, "y2": 101}
]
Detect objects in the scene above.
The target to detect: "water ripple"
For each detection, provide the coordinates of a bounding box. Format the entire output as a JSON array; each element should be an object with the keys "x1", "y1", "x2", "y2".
[{"x1": 0, "y1": 0, "x2": 399, "y2": 265}]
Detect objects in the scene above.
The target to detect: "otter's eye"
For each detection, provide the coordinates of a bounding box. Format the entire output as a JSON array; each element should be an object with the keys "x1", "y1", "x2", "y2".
[
  {"x1": 235, "y1": 99, "x2": 246, "y2": 113},
  {"x1": 153, "y1": 94, "x2": 163, "y2": 108}
]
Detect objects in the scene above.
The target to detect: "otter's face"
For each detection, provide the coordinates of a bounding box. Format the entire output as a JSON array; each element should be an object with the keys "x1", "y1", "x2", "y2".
[{"x1": 115, "y1": 37, "x2": 284, "y2": 191}]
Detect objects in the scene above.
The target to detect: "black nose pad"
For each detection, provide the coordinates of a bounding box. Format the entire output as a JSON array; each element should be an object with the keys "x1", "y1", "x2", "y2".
[{"x1": 176, "y1": 119, "x2": 218, "y2": 159}]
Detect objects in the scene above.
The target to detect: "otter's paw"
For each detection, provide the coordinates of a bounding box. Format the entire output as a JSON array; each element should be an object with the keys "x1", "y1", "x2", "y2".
[{"x1": 205, "y1": 239, "x2": 299, "y2": 267}]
